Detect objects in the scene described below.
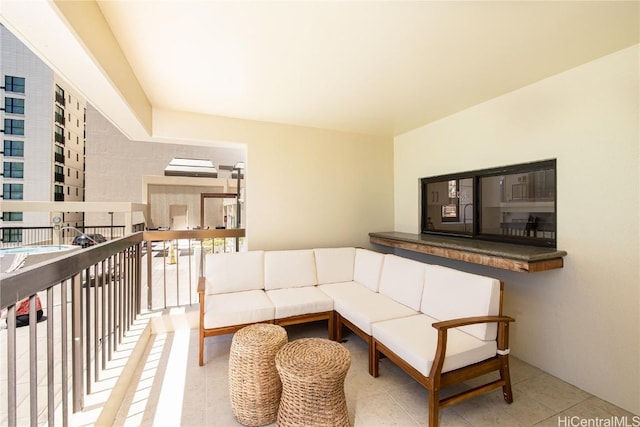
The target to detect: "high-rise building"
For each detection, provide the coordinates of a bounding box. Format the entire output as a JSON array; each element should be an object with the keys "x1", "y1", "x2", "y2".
[{"x1": 1, "y1": 24, "x2": 86, "y2": 243}]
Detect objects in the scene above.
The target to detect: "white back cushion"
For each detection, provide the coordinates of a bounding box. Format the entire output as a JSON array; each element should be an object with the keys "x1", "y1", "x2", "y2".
[
  {"x1": 353, "y1": 249, "x2": 385, "y2": 292},
  {"x1": 264, "y1": 249, "x2": 317, "y2": 290},
  {"x1": 421, "y1": 265, "x2": 501, "y2": 341},
  {"x1": 205, "y1": 251, "x2": 264, "y2": 294},
  {"x1": 314, "y1": 247, "x2": 355, "y2": 284},
  {"x1": 378, "y1": 255, "x2": 425, "y2": 311}
]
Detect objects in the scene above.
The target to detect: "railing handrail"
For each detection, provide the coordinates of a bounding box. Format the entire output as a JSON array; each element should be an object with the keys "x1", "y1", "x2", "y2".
[
  {"x1": 0, "y1": 234, "x2": 142, "y2": 309},
  {"x1": 0, "y1": 229, "x2": 245, "y2": 309}
]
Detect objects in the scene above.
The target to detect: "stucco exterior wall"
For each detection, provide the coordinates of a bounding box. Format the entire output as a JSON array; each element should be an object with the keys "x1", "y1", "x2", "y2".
[{"x1": 393, "y1": 45, "x2": 640, "y2": 414}]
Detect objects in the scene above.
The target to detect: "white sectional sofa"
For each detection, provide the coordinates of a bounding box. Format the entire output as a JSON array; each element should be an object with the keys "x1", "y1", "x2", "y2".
[{"x1": 198, "y1": 247, "x2": 514, "y2": 427}]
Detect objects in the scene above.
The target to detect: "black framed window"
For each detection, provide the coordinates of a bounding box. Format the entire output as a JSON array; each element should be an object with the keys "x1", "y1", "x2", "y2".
[
  {"x1": 5, "y1": 97, "x2": 24, "y2": 114},
  {"x1": 55, "y1": 84, "x2": 65, "y2": 105},
  {"x1": 2, "y1": 228, "x2": 23, "y2": 243},
  {"x1": 421, "y1": 159, "x2": 556, "y2": 247},
  {"x1": 54, "y1": 185, "x2": 64, "y2": 201},
  {"x1": 2, "y1": 212, "x2": 23, "y2": 221},
  {"x1": 4, "y1": 140, "x2": 24, "y2": 157},
  {"x1": 55, "y1": 125, "x2": 65, "y2": 144},
  {"x1": 4, "y1": 119, "x2": 24, "y2": 135},
  {"x1": 54, "y1": 165, "x2": 64, "y2": 183},
  {"x1": 2, "y1": 183, "x2": 23, "y2": 200},
  {"x1": 55, "y1": 105, "x2": 65, "y2": 125},
  {"x1": 3, "y1": 161, "x2": 24, "y2": 178},
  {"x1": 5, "y1": 76, "x2": 25, "y2": 93}
]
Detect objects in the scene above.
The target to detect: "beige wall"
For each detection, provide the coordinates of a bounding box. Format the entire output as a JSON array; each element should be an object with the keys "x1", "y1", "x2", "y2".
[
  {"x1": 152, "y1": 111, "x2": 395, "y2": 250},
  {"x1": 393, "y1": 45, "x2": 639, "y2": 414}
]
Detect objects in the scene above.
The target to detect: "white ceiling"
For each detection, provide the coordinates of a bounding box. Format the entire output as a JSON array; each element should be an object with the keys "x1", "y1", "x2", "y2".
[{"x1": 4, "y1": 1, "x2": 640, "y2": 138}]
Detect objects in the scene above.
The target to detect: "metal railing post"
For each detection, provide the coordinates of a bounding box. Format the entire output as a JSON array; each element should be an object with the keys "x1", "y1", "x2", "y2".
[{"x1": 71, "y1": 273, "x2": 83, "y2": 412}]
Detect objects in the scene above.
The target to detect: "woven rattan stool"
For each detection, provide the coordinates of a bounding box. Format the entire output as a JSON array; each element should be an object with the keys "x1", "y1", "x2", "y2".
[
  {"x1": 275, "y1": 337, "x2": 351, "y2": 427},
  {"x1": 229, "y1": 323, "x2": 288, "y2": 427}
]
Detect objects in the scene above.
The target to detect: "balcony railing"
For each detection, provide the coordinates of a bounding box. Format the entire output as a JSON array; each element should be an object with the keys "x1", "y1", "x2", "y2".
[
  {"x1": 0, "y1": 228, "x2": 245, "y2": 426},
  {"x1": 0, "y1": 224, "x2": 146, "y2": 248}
]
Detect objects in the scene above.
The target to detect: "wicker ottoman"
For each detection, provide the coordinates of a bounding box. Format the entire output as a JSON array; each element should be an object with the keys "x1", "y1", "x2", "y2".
[
  {"x1": 229, "y1": 324, "x2": 288, "y2": 427},
  {"x1": 275, "y1": 338, "x2": 351, "y2": 427}
]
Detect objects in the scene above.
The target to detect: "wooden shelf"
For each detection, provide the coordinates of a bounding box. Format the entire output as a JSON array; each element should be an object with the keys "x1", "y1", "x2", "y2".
[{"x1": 369, "y1": 231, "x2": 566, "y2": 273}]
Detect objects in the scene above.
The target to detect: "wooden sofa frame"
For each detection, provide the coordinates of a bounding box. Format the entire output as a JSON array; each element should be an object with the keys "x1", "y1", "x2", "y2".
[
  {"x1": 197, "y1": 277, "x2": 334, "y2": 366},
  {"x1": 372, "y1": 315, "x2": 514, "y2": 427},
  {"x1": 336, "y1": 281, "x2": 514, "y2": 427}
]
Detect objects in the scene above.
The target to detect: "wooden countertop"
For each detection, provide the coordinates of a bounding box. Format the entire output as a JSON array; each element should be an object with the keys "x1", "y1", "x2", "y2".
[{"x1": 369, "y1": 231, "x2": 567, "y2": 273}]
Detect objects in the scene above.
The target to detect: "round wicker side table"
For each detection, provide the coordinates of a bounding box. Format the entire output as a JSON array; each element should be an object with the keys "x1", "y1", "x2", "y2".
[
  {"x1": 229, "y1": 323, "x2": 288, "y2": 427},
  {"x1": 275, "y1": 338, "x2": 351, "y2": 427}
]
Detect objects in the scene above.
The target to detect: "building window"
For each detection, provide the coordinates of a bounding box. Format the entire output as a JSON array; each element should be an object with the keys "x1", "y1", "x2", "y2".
[
  {"x1": 54, "y1": 185, "x2": 64, "y2": 201},
  {"x1": 55, "y1": 105, "x2": 65, "y2": 125},
  {"x1": 3, "y1": 212, "x2": 23, "y2": 221},
  {"x1": 2, "y1": 228, "x2": 23, "y2": 243},
  {"x1": 5, "y1": 76, "x2": 25, "y2": 93},
  {"x1": 55, "y1": 165, "x2": 64, "y2": 183},
  {"x1": 55, "y1": 84, "x2": 65, "y2": 106},
  {"x1": 54, "y1": 145, "x2": 64, "y2": 163},
  {"x1": 4, "y1": 119, "x2": 24, "y2": 135},
  {"x1": 5, "y1": 97, "x2": 24, "y2": 114},
  {"x1": 3, "y1": 183, "x2": 24, "y2": 200},
  {"x1": 3, "y1": 140, "x2": 24, "y2": 157},
  {"x1": 421, "y1": 159, "x2": 557, "y2": 248},
  {"x1": 3, "y1": 162, "x2": 24, "y2": 178},
  {"x1": 55, "y1": 125, "x2": 65, "y2": 144}
]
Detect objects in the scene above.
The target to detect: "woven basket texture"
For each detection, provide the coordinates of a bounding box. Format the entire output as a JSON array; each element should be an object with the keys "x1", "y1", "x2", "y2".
[
  {"x1": 275, "y1": 338, "x2": 351, "y2": 427},
  {"x1": 229, "y1": 324, "x2": 288, "y2": 427}
]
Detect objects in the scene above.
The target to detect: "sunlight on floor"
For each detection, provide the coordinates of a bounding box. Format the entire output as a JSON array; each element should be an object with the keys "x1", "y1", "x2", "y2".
[{"x1": 154, "y1": 329, "x2": 190, "y2": 425}]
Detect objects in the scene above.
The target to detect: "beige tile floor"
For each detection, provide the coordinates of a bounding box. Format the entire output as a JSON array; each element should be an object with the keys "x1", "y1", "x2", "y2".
[{"x1": 114, "y1": 321, "x2": 638, "y2": 427}]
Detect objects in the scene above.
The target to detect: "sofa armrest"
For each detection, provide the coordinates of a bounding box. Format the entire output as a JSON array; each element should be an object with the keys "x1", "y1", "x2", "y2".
[
  {"x1": 429, "y1": 315, "x2": 515, "y2": 382},
  {"x1": 432, "y1": 315, "x2": 514, "y2": 331}
]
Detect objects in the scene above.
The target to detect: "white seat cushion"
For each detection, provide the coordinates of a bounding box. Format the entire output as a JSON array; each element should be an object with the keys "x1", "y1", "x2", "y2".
[
  {"x1": 320, "y1": 282, "x2": 417, "y2": 335},
  {"x1": 422, "y1": 265, "x2": 501, "y2": 340},
  {"x1": 264, "y1": 249, "x2": 317, "y2": 290},
  {"x1": 317, "y1": 281, "x2": 366, "y2": 300},
  {"x1": 378, "y1": 254, "x2": 425, "y2": 311},
  {"x1": 372, "y1": 314, "x2": 497, "y2": 377},
  {"x1": 266, "y1": 286, "x2": 334, "y2": 319},
  {"x1": 353, "y1": 248, "x2": 385, "y2": 292},
  {"x1": 314, "y1": 247, "x2": 355, "y2": 284},
  {"x1": 205, "y1": 251, "x2": 264, "y2": 294},
  {"x1": 203, "y1": 290, "x2": 274, "y2": 329}
]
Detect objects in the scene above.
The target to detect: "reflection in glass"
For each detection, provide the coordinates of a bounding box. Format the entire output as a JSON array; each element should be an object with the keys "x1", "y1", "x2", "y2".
[
  {"x1": 420, "y1": 159, "x2": 556, "y2": 247},
  {"x1": 422, "y1": 177, "x2": 473, "y2": 234},
  {"x1": 480, "y1": 169, "x2": 555, "y2": 240}
]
